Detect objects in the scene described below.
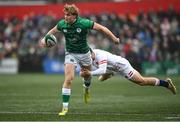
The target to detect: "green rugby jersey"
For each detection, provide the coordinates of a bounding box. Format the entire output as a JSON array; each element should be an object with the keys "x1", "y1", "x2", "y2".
[{"x1": 57, "y1": 17, "x2": 94, "y2": 53}]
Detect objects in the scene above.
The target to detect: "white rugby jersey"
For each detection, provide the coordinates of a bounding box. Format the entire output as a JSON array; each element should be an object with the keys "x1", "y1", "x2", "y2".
[{"x1": 91, "y1": 49, "x2": 129, "y2": 76}]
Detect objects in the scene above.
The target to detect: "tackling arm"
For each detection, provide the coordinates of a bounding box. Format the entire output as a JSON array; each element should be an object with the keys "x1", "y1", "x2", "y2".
[
  {"x1": 80, "y1": 63, "x2": 107, "y2": 77},
  {"x1": 90, "y1": 63, "x2": 107, "y2": 76},
  {"x1": 80, "y1": 53, "x2": 108, "y2": 77}
]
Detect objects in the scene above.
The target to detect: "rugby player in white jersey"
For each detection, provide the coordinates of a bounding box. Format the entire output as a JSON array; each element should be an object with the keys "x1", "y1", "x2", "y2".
[{"x1": 80, "y1": 49, "x2": 177, "y2": 95}]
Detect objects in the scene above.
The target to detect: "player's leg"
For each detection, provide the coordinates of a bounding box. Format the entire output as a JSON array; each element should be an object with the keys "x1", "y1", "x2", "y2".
[
  {"x1": 59, "y1": 63, "x2": 75, "y2": 116},
  {"x1": 79, "y1": 51, "x2": 93, "y2": 103},
  {"x1": 59, "y1": 52, "x2": 77, "y2": 116},
  {"x1": 82, "y1": 66, "x2": 92, "y2": 87},
  {"x1": 129, "y1": 70, "x2": 158, "y2": 86},
  {"x1": 129, "y1": 70, "x2": 177, "y2": 94},
  {"x1": 119, "y1": 57, "x2": 176, "y2": 94},
  {"x1": 81, "y1": 65, "x2": 92, "y2": 103}
]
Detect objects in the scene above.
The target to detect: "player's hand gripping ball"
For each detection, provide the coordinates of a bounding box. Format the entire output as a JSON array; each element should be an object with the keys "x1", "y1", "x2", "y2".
[{"x1": 45, "y1": 34, "x2": 57, "y2": 48}]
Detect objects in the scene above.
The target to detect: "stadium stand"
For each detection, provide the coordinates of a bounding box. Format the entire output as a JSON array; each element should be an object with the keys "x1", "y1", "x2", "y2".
[{"x1": 0, "y1": 1, "x2": 179, "y2": 73}]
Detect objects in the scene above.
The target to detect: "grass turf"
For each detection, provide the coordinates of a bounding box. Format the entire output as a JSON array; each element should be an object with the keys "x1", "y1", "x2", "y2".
[{"x1": 0, "y1": 74, "x2": 179, "y2": 121}]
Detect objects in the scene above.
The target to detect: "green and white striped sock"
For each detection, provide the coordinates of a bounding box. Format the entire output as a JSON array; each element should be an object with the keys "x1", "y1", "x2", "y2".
[{"x1": 61, "y1": 88, "x2": 71, "y2": 109}]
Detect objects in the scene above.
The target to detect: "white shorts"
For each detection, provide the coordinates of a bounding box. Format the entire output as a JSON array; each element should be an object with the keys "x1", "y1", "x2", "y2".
[
  {"x1": 64, "y1": 51, "x2": 92, "y2": 68},
  {"x1": 107, "y1": 57, "x2": 135, "y2": 79},
  {"x1": 121, "y1": 62, "x2": 135, "y2": 79}
]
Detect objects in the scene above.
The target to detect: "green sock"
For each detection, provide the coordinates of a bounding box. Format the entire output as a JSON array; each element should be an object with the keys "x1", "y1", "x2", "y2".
[{"x1": 62, "y1": 95, "x2": 70, "y2": 102}]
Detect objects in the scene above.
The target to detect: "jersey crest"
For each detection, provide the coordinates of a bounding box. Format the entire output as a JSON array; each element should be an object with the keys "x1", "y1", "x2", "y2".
[{"x1": 76, "y1": 28, "x2": 81, "y2": 33}]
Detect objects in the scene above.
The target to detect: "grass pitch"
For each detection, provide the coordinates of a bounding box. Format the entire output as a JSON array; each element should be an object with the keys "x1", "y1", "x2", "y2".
[{"x1": 0, "y1": 74, "x2": 180, "y2": 121}]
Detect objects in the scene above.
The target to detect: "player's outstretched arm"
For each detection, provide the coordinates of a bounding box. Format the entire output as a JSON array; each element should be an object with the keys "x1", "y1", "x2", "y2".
[{"x1": 93, "y1": 22, "x2": 120, "y2": 44}]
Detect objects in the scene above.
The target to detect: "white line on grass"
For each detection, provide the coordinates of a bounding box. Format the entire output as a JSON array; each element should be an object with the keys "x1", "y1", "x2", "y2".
[
  {"x1": 0, "y1": 111, "x2": 180, "y2": 117},
  {"x1": 0, "y1": 111, "x2": 56, "y2": 115},
  {"x1": 165, "y1": 116, "x2": 180, "y2": 119}
]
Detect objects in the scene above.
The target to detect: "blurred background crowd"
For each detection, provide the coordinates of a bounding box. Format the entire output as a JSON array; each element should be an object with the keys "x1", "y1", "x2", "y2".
[{"x1": 0, "y1": 1, "x2": 179, "y2": 73}]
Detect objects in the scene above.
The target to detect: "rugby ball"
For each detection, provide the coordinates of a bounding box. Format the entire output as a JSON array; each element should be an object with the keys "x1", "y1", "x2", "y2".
[{"x1": 45, "y1": 34, "x2": 57, "y2": 47}]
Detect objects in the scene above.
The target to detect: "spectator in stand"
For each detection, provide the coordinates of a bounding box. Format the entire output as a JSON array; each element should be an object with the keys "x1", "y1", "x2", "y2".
[{"x1": 0, "y1": 5, "x2": 179, "y2": 72}]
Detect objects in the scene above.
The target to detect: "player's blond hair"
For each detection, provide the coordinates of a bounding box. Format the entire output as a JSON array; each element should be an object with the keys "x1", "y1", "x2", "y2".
[{"x1": 63, "y1": 4, "x2": 79, "y2": 17}]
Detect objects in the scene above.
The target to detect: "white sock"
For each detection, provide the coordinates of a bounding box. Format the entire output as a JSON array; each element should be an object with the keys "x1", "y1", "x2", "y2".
[
  {"x1": 155, "y1": 79, "x2": 160, "y2": 86},
  {"x1": 62, "y1": 103, "x2": 68, "y2": 109},
  {"x1": 62, "y1": 88, "x2": 71, "y2": 95}
]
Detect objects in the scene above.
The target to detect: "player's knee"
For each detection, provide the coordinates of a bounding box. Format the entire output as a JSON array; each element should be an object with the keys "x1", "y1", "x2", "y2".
[{"x1": 64, "y1": 77, "x2": 74, "y2": 86}]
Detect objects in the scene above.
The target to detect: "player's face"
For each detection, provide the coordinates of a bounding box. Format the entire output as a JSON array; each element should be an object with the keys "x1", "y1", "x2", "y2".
[{"x1": 64, "y1": 11, "x2": 76, "y2": 24}]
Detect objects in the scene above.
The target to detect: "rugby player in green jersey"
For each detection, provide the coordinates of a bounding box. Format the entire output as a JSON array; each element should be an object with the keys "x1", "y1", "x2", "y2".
[{"x1": 39, "y1": 4, "x2": 119, "y2": 116}]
